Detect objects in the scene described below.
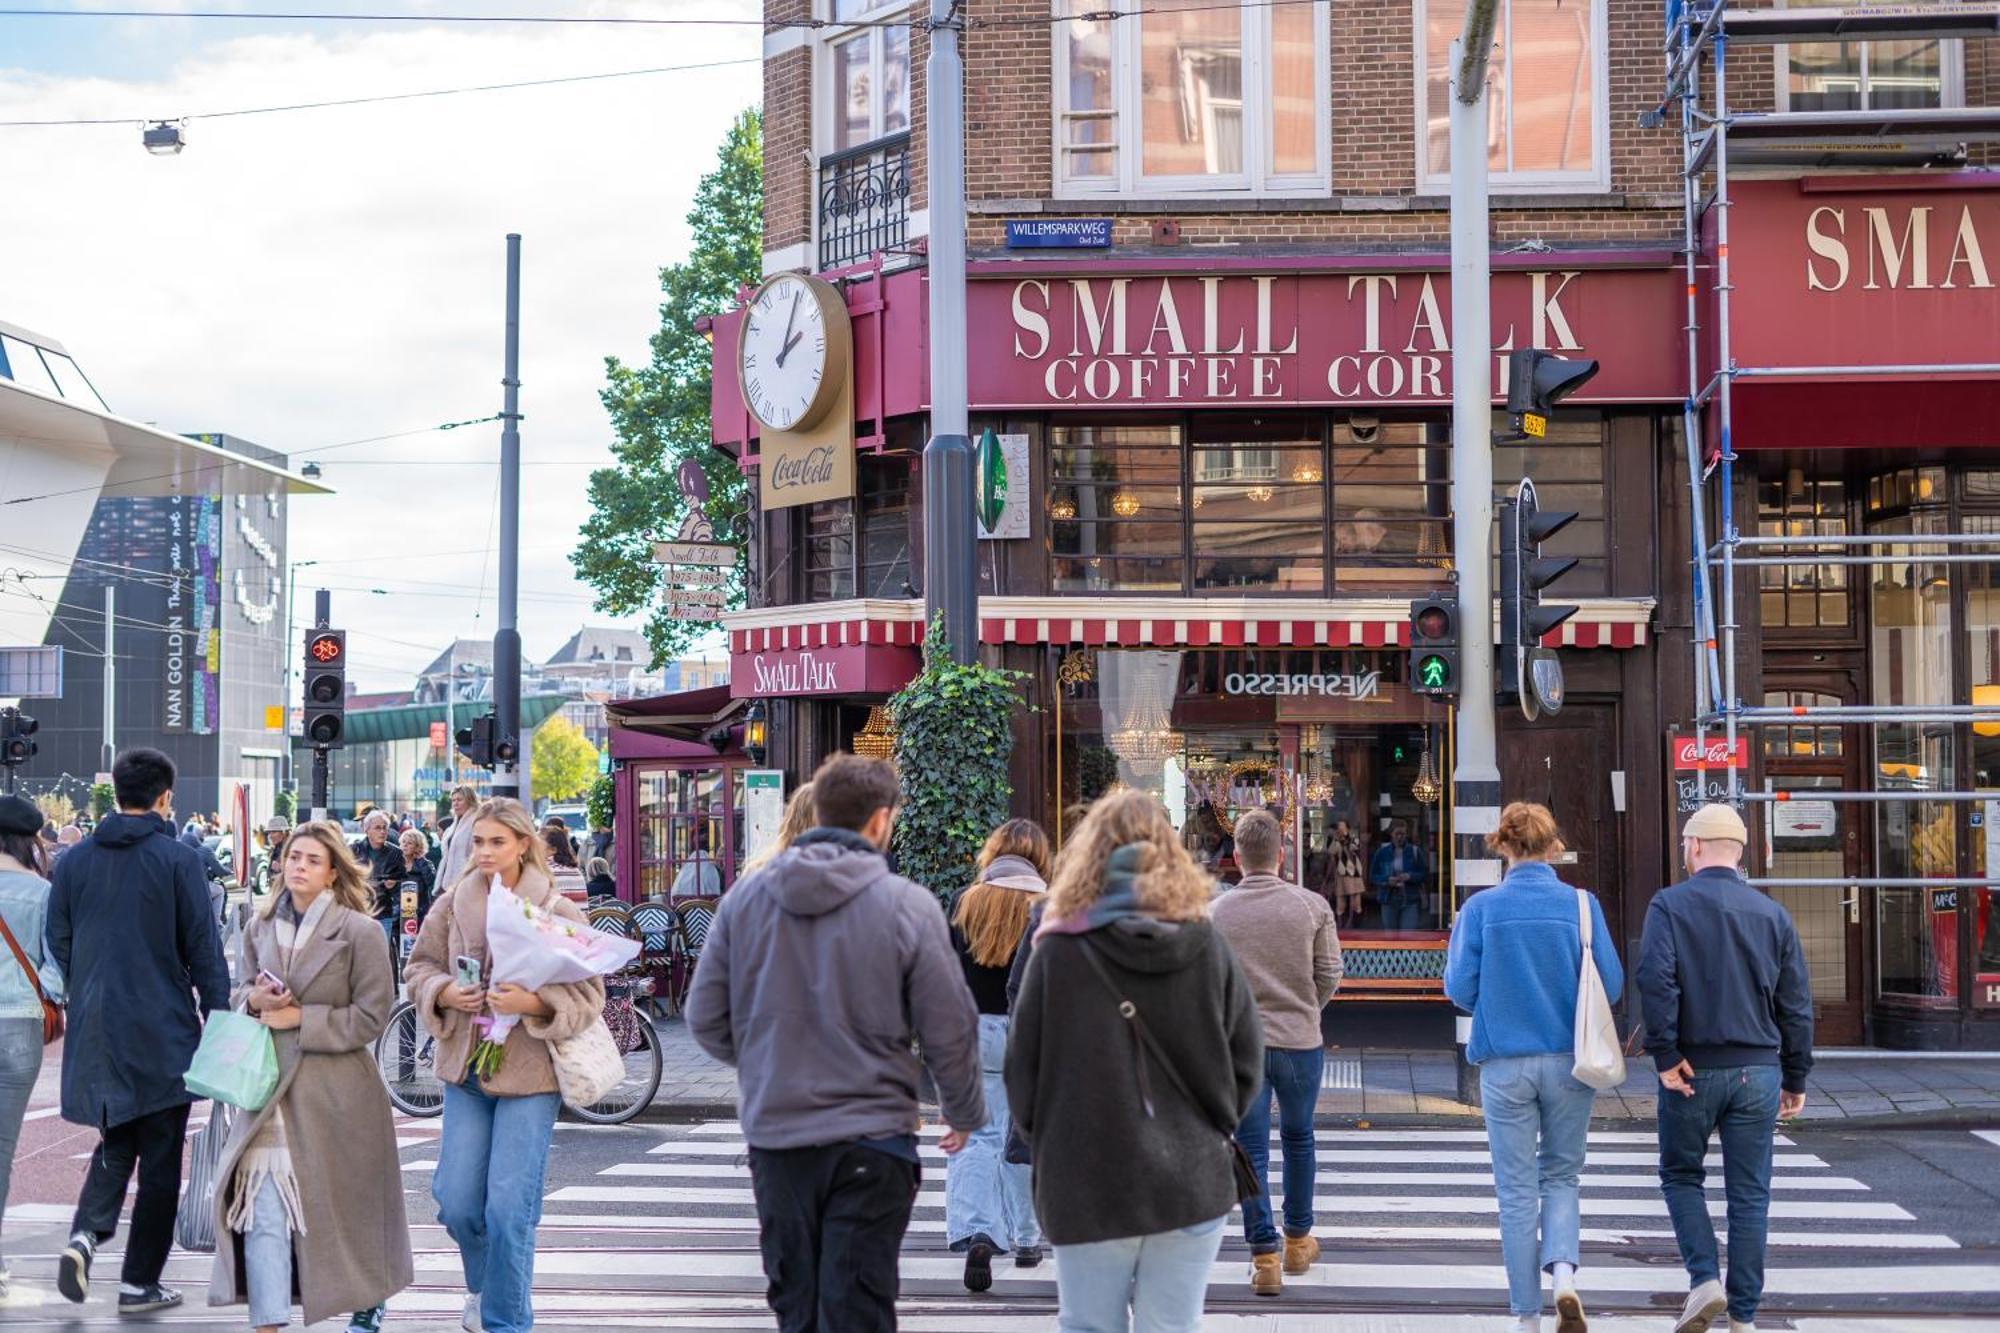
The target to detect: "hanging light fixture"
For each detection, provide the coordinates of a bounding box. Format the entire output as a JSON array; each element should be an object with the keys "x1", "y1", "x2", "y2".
[
  {"x1": 1111, "y1": 490, "x2": 1142, "y2": 517},
  {"x1": 1412, "y1": 747, "x2": 1442, "y2": 805},
  {"x1": 1246, "y1": 484, "x2": 1275, "y2": 503},
  {"x1": 851, "y1": 705, "x2": 897, "y2": 759},
  {"x1": 1293, "y1": 461, "x2": 1323, "y2": 484},
  {"x1": 1050, "y1": 495, "x2": 1078, "y2": 520}
]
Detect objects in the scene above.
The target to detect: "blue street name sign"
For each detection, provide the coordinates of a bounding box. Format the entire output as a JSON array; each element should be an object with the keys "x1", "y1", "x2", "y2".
[{"x1": 1005, "y1": 218, "x2": 1112, "y2": 249}]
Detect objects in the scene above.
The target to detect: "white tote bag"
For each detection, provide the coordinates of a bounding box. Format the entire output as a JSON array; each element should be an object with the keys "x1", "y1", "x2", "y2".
[
  {"x1": 551, "y1": 1017, "x2": 627, "y2": 1108},
  {"x1": 1572, "y1": 888, "x2": 1627, "y2": 1090}
]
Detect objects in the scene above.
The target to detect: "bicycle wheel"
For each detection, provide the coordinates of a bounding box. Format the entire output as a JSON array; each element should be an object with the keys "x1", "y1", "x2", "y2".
[
  {"x1": 374, "y1": 1000, "x2": 445, "y2": 1118},
  {"x1": 564, "y1": 1018, "x2": 663, "y2": 1126}
]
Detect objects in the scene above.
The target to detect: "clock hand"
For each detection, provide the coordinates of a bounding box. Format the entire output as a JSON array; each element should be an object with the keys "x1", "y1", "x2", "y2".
[
  {"x1": 779, "y1": 331, "x2": 804, "y2": 364},
  {"x1": 776, "y1": 291, "x2": 801, "y2": 366}
]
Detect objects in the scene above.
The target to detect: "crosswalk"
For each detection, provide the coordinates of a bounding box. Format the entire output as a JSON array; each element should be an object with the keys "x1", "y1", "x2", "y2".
[{"x1": 6, "y1": 1120, "x2": 1997, "y2": 1329}]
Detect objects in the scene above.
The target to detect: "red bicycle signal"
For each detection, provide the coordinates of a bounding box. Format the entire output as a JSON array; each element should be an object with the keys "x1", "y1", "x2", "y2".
[{"x1": 308, "y1": 633, "x2": 344, "y2": 664}]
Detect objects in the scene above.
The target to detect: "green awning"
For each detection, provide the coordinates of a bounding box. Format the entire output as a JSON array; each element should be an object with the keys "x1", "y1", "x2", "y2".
[{"x1": 291, "y1": 694, "x2": 572, "y2": 749}]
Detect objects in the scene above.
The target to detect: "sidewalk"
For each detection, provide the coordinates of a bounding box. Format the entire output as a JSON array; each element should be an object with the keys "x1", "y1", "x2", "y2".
[{"x1": 649, "y1": 1016, "x2": 2000, "y2": 1129}]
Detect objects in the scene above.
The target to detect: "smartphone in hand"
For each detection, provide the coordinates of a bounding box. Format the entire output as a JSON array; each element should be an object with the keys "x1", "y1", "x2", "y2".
[
  {"x1": 255, "y1": 969, "x2": 287, "y2": 994},
  {"x1": 454, "y1": 955, "x2": 483, "y2": 990}
]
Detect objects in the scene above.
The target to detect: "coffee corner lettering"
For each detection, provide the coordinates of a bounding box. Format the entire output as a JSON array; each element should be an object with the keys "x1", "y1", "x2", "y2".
[{"x1": 1225, "y1": 670, "x2": 1381, "y2": 702}]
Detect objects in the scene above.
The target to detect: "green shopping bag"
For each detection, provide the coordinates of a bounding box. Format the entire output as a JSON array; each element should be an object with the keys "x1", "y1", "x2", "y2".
[{"x1": 183, "y1": 1010, "x2": 279, "y2": 1111}]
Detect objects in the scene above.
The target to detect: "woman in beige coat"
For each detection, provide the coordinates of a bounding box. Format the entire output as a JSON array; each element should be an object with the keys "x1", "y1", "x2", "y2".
[
  {"x1": 208, "y1": 821, "x2": 412, "y2": 1332},
  {"x1": 404, "y1": 798, "x2": 605, "y2": 1333}
]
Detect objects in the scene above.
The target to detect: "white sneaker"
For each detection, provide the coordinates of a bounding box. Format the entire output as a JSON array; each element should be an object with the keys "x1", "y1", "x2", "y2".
[
  {"x1": 1728, "y1": 1323, "x2": 1756, "y2": 1333},
  {"x1": 1511, "y1": 1318, "x2": 1542, "y2": 1333},
  {"x1": 1675, "y1": 1280, "x2": 1728, "y2": 1333},
  {"x1": 461, "y1": 1294, "x2": 482, "y2": 1333}
]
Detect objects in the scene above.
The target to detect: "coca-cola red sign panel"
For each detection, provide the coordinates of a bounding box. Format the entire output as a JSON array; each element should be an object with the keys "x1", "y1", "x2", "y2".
[{"x1": 964, "y1": 266, "x2": 1683, "y2": 409}]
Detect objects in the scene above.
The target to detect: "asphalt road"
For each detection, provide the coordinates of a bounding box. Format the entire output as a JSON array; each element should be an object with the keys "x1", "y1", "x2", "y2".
[{"x1": 5, "y1": 1109, "x2": 2000, "y2": 1331}]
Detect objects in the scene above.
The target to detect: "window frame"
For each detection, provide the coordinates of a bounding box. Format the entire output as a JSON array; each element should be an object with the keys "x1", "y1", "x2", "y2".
[
  {"x1": 1412, "y1": 0, "x2": 1611, "y2": 196},
  {"x1": 814, "y1": 0, "x2": 913, "y2": 163},
  {"x1": 1050, "y1": 0, "x2": 1331, "y2": 199},
  {"x1": 1774, "y1": 21, "x2": 1964, "y2": 114}
]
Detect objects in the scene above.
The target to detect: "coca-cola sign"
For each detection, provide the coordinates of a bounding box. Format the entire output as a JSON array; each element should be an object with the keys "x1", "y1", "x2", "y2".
[{"x1": 1670, "y1": 734, "x2": 1748, "y2": 770}]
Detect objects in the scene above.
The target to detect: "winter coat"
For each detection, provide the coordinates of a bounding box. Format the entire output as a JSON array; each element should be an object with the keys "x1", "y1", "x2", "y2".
[
  {"x1": 403, "y1": 868, "x2": 606, "y2": 1098},
  {"x1": 685, "y1": 827, "x2": 986, "y2": 1150},
  {"x1": 46, "y1": 812, "x2": 230, "y2": 1129},
  {"x1": 1005, "y1": 865, "x2": 1263, "y2": 1245},
  {"x1": 208, "y1": 901, "x2": 412, "y2": 1325},
  {"x1": 350, "y1": 840, "x2": 407, "y2": 919}
]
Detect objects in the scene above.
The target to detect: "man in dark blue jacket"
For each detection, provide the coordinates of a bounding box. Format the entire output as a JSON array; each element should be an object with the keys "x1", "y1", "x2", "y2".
[
  {"x1": 1638, "y1": 803, "x2": 1812, "y2": 1333},
  {"x1": 47, "y1": 748, "x2": 230, "y2": 1315}
]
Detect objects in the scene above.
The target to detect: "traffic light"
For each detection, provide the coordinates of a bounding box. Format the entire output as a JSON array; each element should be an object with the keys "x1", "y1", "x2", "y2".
[
  {"x1": 1506, "y1": 349, "x2": 1599, "y2": 439},
  {"x1": 302, "y1": 629, "x2": 347, "y2": 749},
  {"x1": 0, "y1": 708, "x2": 38, "y2": 767},
  {"x1": 1498, "y1": 478, "x2": 1580, "y2": 651},
  {"x1": 1407, "y1": 596, "x2": 1459, "y2": 698},
  {"x1": 455, "y1": 713, "x2": 495, "y2": 769},
  {"x1": 493, "y1": 732, "x2": 519, "y2": 766}
]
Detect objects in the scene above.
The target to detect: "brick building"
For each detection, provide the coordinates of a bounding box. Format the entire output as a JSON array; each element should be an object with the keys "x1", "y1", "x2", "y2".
[{"x1": 685, "y1": 0, "x2": 2000, "y2": 1048}]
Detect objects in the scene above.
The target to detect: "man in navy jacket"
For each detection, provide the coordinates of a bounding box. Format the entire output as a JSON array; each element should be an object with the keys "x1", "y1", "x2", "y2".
[
  {"x1": 1638, "y1": 803, "x2": 1812, "y2": 1333},
  {"x1": 48, "y1": 748, "x2": 230, "y2": 1315}
]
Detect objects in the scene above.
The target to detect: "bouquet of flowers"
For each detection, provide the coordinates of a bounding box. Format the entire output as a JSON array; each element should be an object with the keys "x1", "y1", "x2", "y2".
[{"x1": 467, "y1": 875, "x2": 642, "y2": 1078}]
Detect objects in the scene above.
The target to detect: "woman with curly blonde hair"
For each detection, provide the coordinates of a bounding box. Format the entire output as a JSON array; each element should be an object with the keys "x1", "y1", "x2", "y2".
[{"x1": 1003, "y1": 791, "x2": 1262, "y2": 1332}]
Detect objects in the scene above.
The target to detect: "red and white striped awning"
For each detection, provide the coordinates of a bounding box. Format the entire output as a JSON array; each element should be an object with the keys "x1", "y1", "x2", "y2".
[{"x1": 726, "y1": 597, "x2": 1653, "y2": 655}]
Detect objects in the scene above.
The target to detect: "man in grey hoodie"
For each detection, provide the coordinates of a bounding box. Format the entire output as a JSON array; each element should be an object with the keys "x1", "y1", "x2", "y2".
[{"x1": 687, "y1": 754, "x2": 985, "y2": 1333}]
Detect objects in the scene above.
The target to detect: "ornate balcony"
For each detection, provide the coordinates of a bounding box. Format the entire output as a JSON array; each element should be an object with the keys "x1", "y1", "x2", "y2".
[{"x1": 817, "y1": 133, "x2": 910, "y2": 272}]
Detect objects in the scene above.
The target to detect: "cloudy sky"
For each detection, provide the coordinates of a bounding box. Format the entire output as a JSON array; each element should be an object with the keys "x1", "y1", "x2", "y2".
[{"x1": 0, "y1": 0, "x2": 759, "y2": 689}]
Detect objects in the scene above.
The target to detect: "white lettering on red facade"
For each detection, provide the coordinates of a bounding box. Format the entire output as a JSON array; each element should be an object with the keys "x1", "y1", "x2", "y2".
[
  {"x1": 751, "y1": 651, "x2": 843, "y2": 695},
  {"x1": 1805, "y1": 202, "x2": 1996, "y2": 293}
]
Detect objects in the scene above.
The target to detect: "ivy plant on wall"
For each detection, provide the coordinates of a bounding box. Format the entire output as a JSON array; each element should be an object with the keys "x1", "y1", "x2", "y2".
[
  {"x1": 585, "y1": 773, "x2": 616, "y2": 833},
  {"x1": 888, "y1": 616, "x2": 1029, "y2": 905}
]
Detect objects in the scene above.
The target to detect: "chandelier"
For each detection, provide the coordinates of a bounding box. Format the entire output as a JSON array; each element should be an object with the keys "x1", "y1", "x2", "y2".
[
  {"x1": 851, "y1": 705, "x2": 897, "y2": 760},
  {"x1": 1293, "y1": 461, "x2": 1323, "y2": 484},
  {"x1": 1246, "y1": 485, "x2": 1274, "y2": 503},
  {"x1": 1050, "y1": 495, "x2": 1078, "y2": 520},
  {"x1": 1304, "y1": 777, "x2": 1333, "y2": 803},
  {"x1": 1111, "y1": 490, "x2": 1142, "y2": 517},
  {"x1": 1412, "y1": 748, "x2": 1442, "y2": 805}
]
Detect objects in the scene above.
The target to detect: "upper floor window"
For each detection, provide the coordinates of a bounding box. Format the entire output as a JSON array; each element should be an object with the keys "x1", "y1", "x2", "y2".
[
  {"x1": 1417, "y1": 0, "x2": 1607, "y2": 193},
  {"x1": 823, "y1": 0, "x2": 910, "y2": 154},
  {"x1": 1779, "y1": 0, "x2": 1959, "y2": 113},
  {"x1": 1053, "y1": 0, "x2": 1329, "y2": 197}
]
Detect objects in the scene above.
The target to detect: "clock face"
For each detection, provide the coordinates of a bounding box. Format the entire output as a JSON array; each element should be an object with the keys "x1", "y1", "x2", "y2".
[{"x1": 740, "y1": 275, "x2": 831, "y2": 432}]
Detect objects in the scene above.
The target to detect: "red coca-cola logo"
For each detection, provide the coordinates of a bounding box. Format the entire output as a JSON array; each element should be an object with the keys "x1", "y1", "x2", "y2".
[{"x1": 1670, "y1": 735, "x2": 1747, "y2": 770}]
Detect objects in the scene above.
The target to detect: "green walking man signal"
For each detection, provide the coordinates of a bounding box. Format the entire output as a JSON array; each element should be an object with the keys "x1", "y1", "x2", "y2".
[{"x1": 1407, "y1": 596, "x2": 1459, "y2": 699}]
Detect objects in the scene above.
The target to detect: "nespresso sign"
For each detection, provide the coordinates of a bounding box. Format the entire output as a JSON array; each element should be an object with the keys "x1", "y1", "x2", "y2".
[{"x1": 965, "y1": 268, "x2": 1682, "y2": 408}]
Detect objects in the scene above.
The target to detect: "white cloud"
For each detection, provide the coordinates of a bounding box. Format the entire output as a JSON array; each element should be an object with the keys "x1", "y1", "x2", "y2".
[{"x1": 0, "y1": 1, "x2": 759, "y2": 688}]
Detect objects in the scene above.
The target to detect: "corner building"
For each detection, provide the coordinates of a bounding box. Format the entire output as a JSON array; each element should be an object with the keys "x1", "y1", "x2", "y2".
[{"x1": 700, "y1": 0, "x2": 2000, "y2": 1048}]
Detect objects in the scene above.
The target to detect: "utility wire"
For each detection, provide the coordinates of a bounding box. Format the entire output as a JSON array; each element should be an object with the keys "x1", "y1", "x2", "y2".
[{"x1": 0, "y1": 56, "x2": 760, "y2": 127}]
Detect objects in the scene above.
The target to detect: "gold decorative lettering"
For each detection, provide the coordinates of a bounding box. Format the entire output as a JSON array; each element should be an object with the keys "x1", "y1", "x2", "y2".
[
  {"x1": 1011, "y1": 280, "x2": 1051, "y2": 358},
  {"x1": 1943, "y1": 206, "x2": 1994, "y2": 290},
  {"x1": 1805, "y1": 206, "x2": 1849, "y2": 291},
  {"x1": 1864, "y1": 206, "x2": 1931, "y2": 291}
]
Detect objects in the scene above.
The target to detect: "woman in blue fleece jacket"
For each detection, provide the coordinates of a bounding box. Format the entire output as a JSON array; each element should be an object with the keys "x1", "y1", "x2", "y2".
[{"x1": 1444, "y1": 803, "x2": 1624, "y2": 1333}]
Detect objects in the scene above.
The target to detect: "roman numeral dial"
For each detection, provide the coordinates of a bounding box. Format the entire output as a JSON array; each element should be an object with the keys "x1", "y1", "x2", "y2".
[{"x1": 737, "y1": 273, "x2": 844, "y2": 434}]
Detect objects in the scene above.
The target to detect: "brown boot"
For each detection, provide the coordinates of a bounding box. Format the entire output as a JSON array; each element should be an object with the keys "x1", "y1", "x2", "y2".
[
  {"x1": 1250, "y1": 1252, "x2": 1283, "y2": 1296},
  {"x1": 1282, "y1": 1234, "x2": 1320, "y2": 1276}
]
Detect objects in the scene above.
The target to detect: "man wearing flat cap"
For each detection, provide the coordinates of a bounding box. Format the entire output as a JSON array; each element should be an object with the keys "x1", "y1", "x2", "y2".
[{"x1": 1638, "y1": 803, "x2": 1813, "y2": 1333}]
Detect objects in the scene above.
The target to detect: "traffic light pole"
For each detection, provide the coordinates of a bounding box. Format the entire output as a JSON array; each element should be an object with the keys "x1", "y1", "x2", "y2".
[
  {"x1": 492, "y1": 233, "x2": 524, "y2": 799},
  {"x1": 1447, "y1": 10, "x2": 1502, "y2": 1107},
  {"x1": 311, "y1": 587, "x2": 331, "y2": 822}
]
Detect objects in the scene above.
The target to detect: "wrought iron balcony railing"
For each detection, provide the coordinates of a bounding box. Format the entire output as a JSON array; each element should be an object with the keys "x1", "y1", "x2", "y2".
[{"x1": 817, "y1": 133, "x2": 910, "y2": 271}]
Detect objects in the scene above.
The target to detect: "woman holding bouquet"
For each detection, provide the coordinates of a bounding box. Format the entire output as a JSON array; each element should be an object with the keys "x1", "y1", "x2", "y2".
[
  {"x1": 404, "y1": 798, "x2": 607, "y2": 1333},
  {"x1": 206, "y1": 820, "x2": 411, "y2": 1333}
]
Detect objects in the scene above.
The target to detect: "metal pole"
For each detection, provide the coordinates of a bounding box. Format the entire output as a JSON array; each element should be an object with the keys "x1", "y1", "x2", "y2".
[
  {"x1": 101, "y1": 585, "x2": 115, "y2": 775},
  {"x1": 1447, "y1": 3, "x2": 1501, "y2": 1109},
  {"x1": 311, "y1": 588, "x2": 330, "y2": 822},
  {"x1": 920, "y1": 0, "x2": 977, "y2": 666},
  {"x1": 493, "y1": 233, "x2": 524, "y2": 798}
]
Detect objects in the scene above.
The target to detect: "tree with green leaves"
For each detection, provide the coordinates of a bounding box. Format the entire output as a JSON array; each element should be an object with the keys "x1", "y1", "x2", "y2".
[
  {"x1": 531, "y1": 714, "x2": 600, "y2": 804},
  {"x1": 575, "y1": 108, "x2": 763, "y2": 665}
]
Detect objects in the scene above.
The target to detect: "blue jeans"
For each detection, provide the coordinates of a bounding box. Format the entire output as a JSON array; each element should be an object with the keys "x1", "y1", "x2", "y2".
[
  {"x1": 434, "y1": 1078, "x2": 561, "y2": 1333},
  {"x1": 1658, "y1": 1064, "x2": 1781, "y2": 1324},
  {"x1": 944, "y1": 1014, "x2": 1041, "y2": 1252},
  {"x1": 1379, "y1": 886, "x2": 1423, "y2": 930},
  {"x1": 1053, "y1": 1214, "x2": 1226, "y2": 1333},
  {"x1": 0, "y1": 1017, "x2": 42, "y2": 1265},
  {"x1": 1233, "y1": 1045, "x2": 1323, "y2": 1253},
  {"x1": 244, "y1": 1174, "x2": 294, "y2": 1329},
  {"x1": 1480, "y1": 1053, "x2": 1595, "y2": 1317}
]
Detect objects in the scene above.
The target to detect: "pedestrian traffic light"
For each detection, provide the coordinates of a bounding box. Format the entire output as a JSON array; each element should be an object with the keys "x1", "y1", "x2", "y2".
[
  {"x1": 1498, "y1": 478, "x2": 1580, "y2": 651},
  {"x1": 0, "y1": 708, "x2": 38, "y2": 767},
  {"x1": 1506, "y1": 349, "x2": 1599, "y2": 439},
  {"x1": 493, "y1": 732, "x2": 518, "y2": 766},
  {"x1": 1407, "y1": 596, "x2": 1459, "y2": 698},
  {"x1": 302, "y1": 629, "x2": 347, "y2": 749},
  {"x1": 455, "y1": 713, "x2": 495, "y2": 769}
]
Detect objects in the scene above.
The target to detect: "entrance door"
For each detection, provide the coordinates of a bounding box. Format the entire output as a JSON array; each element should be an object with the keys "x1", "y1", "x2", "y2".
[
  {"x1": 1760, "y1": 685, "x2": 1868, "y2": 1045},
  {"x1": 1498, "y1": 704, "x2": 1617, "y2": 940}
]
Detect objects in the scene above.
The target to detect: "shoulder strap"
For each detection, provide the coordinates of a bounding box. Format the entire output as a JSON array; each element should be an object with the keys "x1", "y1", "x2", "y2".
[
  {"x1": 0, "y1": 912, "x2": 48, "y2": 1005},
  {"x1": 1075, "y1": 935, "x2": 1218, "y2": 1129},
  {"x1": 1576, "y1": 888, "x2": 1593, "y2": 951}
]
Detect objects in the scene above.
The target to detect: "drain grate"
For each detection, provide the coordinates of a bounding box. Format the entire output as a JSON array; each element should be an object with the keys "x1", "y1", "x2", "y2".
[{"x1": 1322, "y1": 1057, "x2": 1362, "y2": 1090}]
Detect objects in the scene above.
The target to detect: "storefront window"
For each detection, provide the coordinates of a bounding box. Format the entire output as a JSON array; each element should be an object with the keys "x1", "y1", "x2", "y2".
[
  {"x1": 632, "y1": 766, "x2": 734, "y2": 900},
  {"x1": 803, "y1": 501, "x2": 855, "y2": 602},
  {"x1": 1055, "y1": 646, "x2": 1447, "y2": 930},
  {"x1": 1758, "y1": 478, "x2": 1850, "y2": 630},
  {"x1": 1493, "y1": 415, "x2": 1609, "y2": 596},
  {"x1": 858, "y1": 458, "x2": 912, "y2": 597},
  {"x1": 1191, "y1": 417, "x2": 1325, "y2": 591},
  {"x1": 1335, "y1": 421, "x2": 1451, "y2": 590},
  {"x1": 1968, "y1": 514, "x2": 2000, "y2": 994},
  {"x1": 1869, "y1": 490, "x2": 1958, "y2": 1002}
]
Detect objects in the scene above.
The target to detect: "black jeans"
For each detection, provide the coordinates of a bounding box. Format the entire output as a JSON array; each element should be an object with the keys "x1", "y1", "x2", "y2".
[
  {"x1": 73, "y1": 1102, "x2": 191, "y2": 1286},
  {"x1": 748, "y1": 1143, "x2": 920, "y2": 1333}
]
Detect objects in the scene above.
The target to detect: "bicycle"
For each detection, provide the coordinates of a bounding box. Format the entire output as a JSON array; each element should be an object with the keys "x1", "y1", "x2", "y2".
[{"x1": 373, "y1": 971, "x2": 663, "y2": 1126}]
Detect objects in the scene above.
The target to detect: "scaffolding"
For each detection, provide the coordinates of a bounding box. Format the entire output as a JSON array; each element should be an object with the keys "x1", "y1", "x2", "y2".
[{"x1": 1656, "y1": 3, "x2": 2000, "y2": 906}]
